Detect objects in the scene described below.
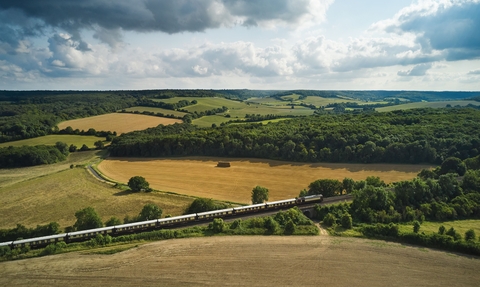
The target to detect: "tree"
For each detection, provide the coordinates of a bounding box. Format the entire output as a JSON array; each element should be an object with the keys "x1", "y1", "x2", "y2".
[
  {"x1": 94, "y1": 140, "x2": 105, "y2": 149},
  {"x1": 264, "y1": 216, "x2": 279, "y2": 233},
  {"x1": 209, "y1": 218, "x2": 225, "y2": 233},
  {"x1": 323, "y1": 213, "x2": 336, "y2": 227},
  {"x1": 438, "y1": 225, "x2": 446, "y2": 235},
  {"x1": 342, "y1": 178, "x2": 355, "y2": 194},
  {"x1": 138, "y1": 203, "x2": 162, "y2": 221},
  {"x1": 439, "y1": 157, "x2": 467, "y2": 176},
  {"x1": 69, "y1": 144, "x2": 77, "y2": 152},
  {"x1": 128, "y1": 176, "x2": 150, "y2": 192},
  {"x1": 79, "y1": 144, "x2": 90, "y2": 151},
  {"x1": 251, "y1": 185, "x2": 269, "y2": 204},
  {"x1": 55, "y1": 141, "x2": 69, "y2": 155},
  {"x1": 105, "y1": 217, "x2": 122, "y2": 226},
  {"x1": 341, "y1": 213, "x2": 353, "y2": 229},
  {"x1": 465, "y1": 229, "x2": 476, "y2": 241},
  {"x1": 308, "y1": 179, "x2": 343, "y2": 197},
  {"x1": 73, "y1": 207, "x2": 103, "y2": 231},
  {"x1": 186, "y1": 198, "x2": 228, "y2": 214},
  {"x1": 413, "y1": 220, "x2": 421, "y2": 233},
  {"x1": 284, "y1": 219, "x2": 295, "y2": 235}
]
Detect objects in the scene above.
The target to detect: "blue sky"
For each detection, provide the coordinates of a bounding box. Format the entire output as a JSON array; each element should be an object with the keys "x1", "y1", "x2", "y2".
[{"x1": 0, "y1": 0, "x2": 479, "y2": 90}]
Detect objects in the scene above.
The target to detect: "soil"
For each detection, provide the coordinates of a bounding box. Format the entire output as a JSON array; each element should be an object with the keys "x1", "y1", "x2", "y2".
[{"x1": 1, "y1": 236, "x2": 478, "y2": 286}]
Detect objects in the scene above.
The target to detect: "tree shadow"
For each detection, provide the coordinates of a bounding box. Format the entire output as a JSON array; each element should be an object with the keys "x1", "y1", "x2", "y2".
[{"x1": 113, "y1": 189, "x2": 134, "y2": 196}]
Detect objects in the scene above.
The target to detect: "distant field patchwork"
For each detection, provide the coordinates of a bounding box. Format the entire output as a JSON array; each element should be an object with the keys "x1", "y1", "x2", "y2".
[
  {"x1": 58, "y1": 113, "x2": 182, "y2": 134},
  {"x1": 98, "y1": 157, "x2": 431, "y2": 203}
]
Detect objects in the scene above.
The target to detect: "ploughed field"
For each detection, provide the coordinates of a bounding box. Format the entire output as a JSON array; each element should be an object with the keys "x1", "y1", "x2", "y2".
[
  {"x1": 57, "y1": 113, "x2": 182, "y2": 135},
  {"x1": 1, "y1": 236, "x2": 478, "y2": 286},
  {"x1": 98, "y1": 157, "x2": 431, "y2": 203}
]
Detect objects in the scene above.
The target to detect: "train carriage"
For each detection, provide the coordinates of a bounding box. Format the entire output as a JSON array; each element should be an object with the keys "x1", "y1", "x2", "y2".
[
  {"x1": 13, "y1": 233, "x2": 67, "y2": 248},
  {"x1": 196, "y1": 207, "x2": 235, "y2": 220},
  {"x1": 159, "y1": 214, "x2": 197, "y2": 226}
]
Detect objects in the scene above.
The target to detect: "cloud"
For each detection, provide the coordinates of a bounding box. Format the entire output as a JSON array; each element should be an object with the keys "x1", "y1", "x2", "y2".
[
  {"x1": 468, "y1": 69, "x2": 480, "y2": 75},
  {"x1": 397, "y1": 63, "x2": 432, "y2": 76},
  {"x1": 0, "y1": 0, "x2": 332, "y2": 49},
  {"x1": 376, "y1": 0, "x2": 480, "y2": 58}
]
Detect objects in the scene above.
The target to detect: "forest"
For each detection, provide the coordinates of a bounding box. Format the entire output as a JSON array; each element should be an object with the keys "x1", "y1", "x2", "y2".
[{"x1": 110, "y1": 108, "x2": 480, "y2": 165}]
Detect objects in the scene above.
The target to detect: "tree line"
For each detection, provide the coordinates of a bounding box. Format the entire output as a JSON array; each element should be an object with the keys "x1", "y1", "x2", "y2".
[
  {"x1": 0, "y1": 142, "x2": 69, "y2": 168},
  {"x1": 110, "y1": 108, "x2": 480, "y2": 165}
]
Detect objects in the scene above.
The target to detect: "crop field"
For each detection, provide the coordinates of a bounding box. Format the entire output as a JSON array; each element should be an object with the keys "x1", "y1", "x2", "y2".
[
  {"x1": 97, "y1": 157, "x2": 431, "y2": 203},
  {"x1": 398, "y1": 219, "x2": 480, "y2": 236},
  {"x1": 0, "y1": 135, "x2": 105, "y2": 149},
  {"x1": 1, "y1": 236, "x2": 478, "y2": 286},
  {"x1": 57, "y1": 113, "x2": 182, "y2": 135},
  {"x1": 123, "y1": 106, "x2": 187, "y2": 117},
  {"x1": 376, "y1": 100, "x2": 480, "y2": 112},
  {"x1": 0, "y1": 167, "x2": 193, "y2": 229}
]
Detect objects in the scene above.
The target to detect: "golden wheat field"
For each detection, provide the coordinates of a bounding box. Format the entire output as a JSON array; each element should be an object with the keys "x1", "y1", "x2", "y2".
[
  {"x1": 98, "y1": 157, "x2": 431, "y2": 203},
  {"x1": 57, "y1": 113, "x2": 182, "y2": 134},
  {"x1": 1, "y1": 236, "x2": 479, "y2": 286}
]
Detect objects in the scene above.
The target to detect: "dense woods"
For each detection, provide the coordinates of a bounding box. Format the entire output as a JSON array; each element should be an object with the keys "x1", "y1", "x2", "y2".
[
  {"x1": 0, "y1": 92, "x2": 136, "y2": 143},
  {"x1": 0, "y1": 143, "x2": 69, "y2": 168},
  {"x1": 110, "y1": 108, "x2": 480, "y2": 165}
]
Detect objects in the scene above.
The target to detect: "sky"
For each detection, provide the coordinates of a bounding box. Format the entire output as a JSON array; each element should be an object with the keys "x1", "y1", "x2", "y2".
[{"x1": 0, "y1": 0, "x2": 479, "y2": 91}]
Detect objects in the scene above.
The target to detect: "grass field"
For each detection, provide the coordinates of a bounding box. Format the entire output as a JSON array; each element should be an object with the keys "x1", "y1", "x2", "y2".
[
  {"x1": 1, "y1": 236, "x2": 478, "y2": 286},
  {"x1": 0, "y1": 167, "x2": 193, "y2": 229},
  {"x1": 376, "y1": 100, "x2": 480, "y2": 112},
  {"x1": 155, "y1": 97, "x2": 246, "y2": 112},
  {"x1": 0, "y1": 150, "x2": 103, "y2": 189},
  {"x1": 0, "y1": 135, "x2": 105, "y2": 149},
  {"x1": 399, "y1": 219, "x2": 480, "y2": 236},
  {"x1": 57, "y1": 113, "x2": 182, "y2": 135},
  {"x1": 97, "y1": 157, "x2": 431, "y2": 203},
  {"x1": 123, "y1": 106, "x2": 187, "y2": 117},
  {"x1": 247, "y1": 95, "x2": 387, "y2": 107}
]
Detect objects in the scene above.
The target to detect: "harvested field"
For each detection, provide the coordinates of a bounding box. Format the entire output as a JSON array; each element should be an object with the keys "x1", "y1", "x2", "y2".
[
  {"x1": 98, "y1": 157, "x2": 431, "y2": 203},
  {"x1": 1, "y1": 236, "x2": 478, "y2": 286},
  {"x1": 0, "y1": 167, "x2": 193, "y2": 229},
  {"x1": 57, "y1": 113, "x2": 182, "y2": 134}
]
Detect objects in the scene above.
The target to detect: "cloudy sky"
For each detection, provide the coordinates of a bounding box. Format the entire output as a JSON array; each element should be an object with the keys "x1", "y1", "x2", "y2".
[{"x1": 0, "y1": 0, "x2": 479, "y2": 90}]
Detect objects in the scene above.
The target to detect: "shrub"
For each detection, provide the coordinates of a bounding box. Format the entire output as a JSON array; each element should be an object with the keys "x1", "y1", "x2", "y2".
[
  {"x1": 284, "y1": 219, "x2": 296, "y2": 235},
  {"x1": 341, "y1": 213, "x2": 353, "y2": 229},
  {"x1": 465, "y1": 229, "x2": 476, "y2": 241},
  {"x1": 413, "y1": 220, "x2": 421, "y2": 233},
  {"x1": 323, "y1": 213, "x2": 336, "y2": 227}
]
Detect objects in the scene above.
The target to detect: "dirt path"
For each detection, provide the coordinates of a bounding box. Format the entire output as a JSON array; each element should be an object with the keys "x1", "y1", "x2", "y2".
[{"x1": 1, "y1": 236, "x2": 479, "y2": 286}]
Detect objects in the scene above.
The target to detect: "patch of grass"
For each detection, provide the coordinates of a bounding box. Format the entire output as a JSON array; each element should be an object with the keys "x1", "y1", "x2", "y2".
[
  {"x1": 398, "y1": 219, "x2": 480, "y2": 237},
  {"x1": 376, "y1": 101, "x2": 480, "y2": 112},
  {"x1": 0, "y1": 167, "x2": 194, "y2": 229},
  {"x1": 0, "y1": 135, "x2": 105, "y2": 148},
  {"x1": 124, "y1": 106, "x2": 187, "y2": 117}
]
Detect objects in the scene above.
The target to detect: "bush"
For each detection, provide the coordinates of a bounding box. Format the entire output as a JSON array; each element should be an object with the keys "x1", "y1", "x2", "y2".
[
  {"x1": 230, "y1": 219, "x2": 242, "y2": 229},
  {"x1": 323, "y1": 213, "x2": 336, "y2": 227},
  {"x1": 264, "y1": 217, "x2": 279, "y2": 234},
  {"x1": 341, "y1": 213, "x2": 353, "y2": 229},
  {"x1": 284, "y1": 219, "x2": 296, "y2": 235},
  {"x1": 465, "y1": 229, "x2": 476, "y2": 241},
  {"x1": 413, "y1": 220, "x2": 421, "y2": 233},
  {"x1": 209, "y1": 218, "x2": 225, "y2": 233}
]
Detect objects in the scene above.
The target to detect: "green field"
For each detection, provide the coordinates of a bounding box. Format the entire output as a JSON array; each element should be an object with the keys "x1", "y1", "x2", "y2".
[
  {"x1": 398, "y1": 219, "x2": 480, "y2": 237},
  {"x1": 0, "y1": 135, "x2": 106, "y2": 148},
  {"x1": 248, "y1": 95, "x2": 387, "y2": 107},
  {"x1": 376, "y1": 101, "x2": 480, "y2": 112},
  {"x1": 124, "y1": 106, "x2": 187, "y2": 117},
  {"x1": 154, "y1": 97, "x2": 246, "y2": 113}
]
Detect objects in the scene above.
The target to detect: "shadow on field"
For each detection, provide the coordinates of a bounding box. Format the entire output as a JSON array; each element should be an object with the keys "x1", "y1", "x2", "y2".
[{"x1": 113, "y1": 190, "x2": 134, "y2": 196}]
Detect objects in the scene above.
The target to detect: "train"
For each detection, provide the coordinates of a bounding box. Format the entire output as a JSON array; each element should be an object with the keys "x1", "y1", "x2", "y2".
[{"x1": 0, "y1": 194, "x2": 323, "y2": 250}]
